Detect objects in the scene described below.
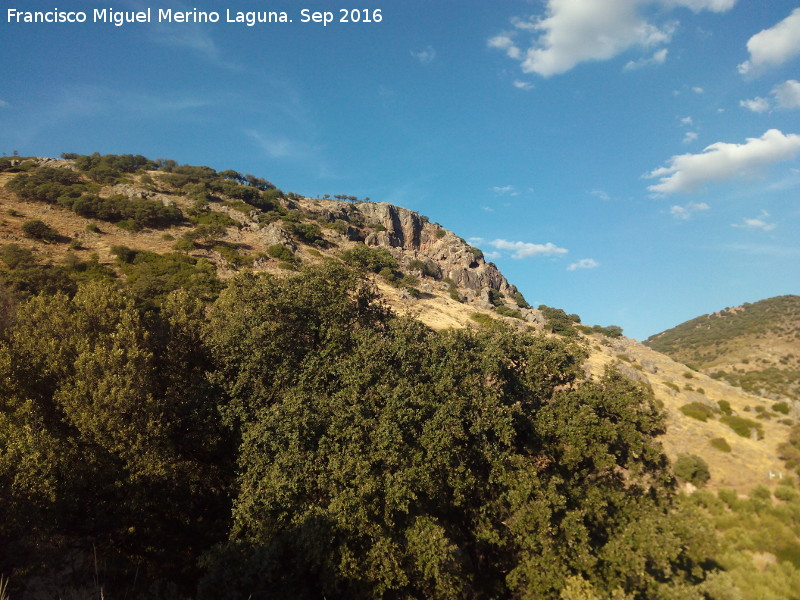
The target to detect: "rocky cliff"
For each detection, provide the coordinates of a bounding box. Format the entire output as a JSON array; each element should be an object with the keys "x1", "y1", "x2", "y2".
[{"x1": 298, "y1": 198, "x2": 516, "y2": 299}]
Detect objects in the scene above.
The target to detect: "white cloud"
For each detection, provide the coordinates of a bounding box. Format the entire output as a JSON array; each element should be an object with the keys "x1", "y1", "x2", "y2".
[
  {"x1": 739, "y1": 96, "x2": 770, "y2": 113},
  {"x1": 0, "y1": 99, "x2": 8, "y2": 108},
  {"x1": 488, "y1": 35, "x2": 522, "y2": 60},
  {"x1": 487, "y1": 1, "x2": 736, "y2": 77},
  {"x1": 692, "y1": 86, "x2": 705, "y2": 94},
  {"x1": 680, "y1": 116, "x2": 693, "y2": 126},
  {"x1": 484, "y1": 251, "x2": 502, "y2": 260},
  {"x1": 567, "y1": 258, "x2": 599, "y2": 271},
  {"x1": 670, "y1": 202, "x2": 710, "y2": 219},
  {"x1": 662, "y1": 0, "x2": 735, "y2": 10},
  {"x1": 513, "y1": 80, "x2": 534, "y2": 90},
  {"x1": 773, "y1": 80, "x2": 800, "y2": 109},
  {"x1": 646, "y1": 129, "x2": 800, "y2": 194},
  {"x1": 590, "y1": 189, "x2": 611, "y2": 200},
  {"x1": 624, "y1": 48, "x2": 668, "y2": 70},
  {"x1": 489, "y1": 239, "x2": 568, "y2": 259},
  {"x1": 492, "y1": 185, "x2": 519, "y2": 196},
  {"x1": 510, "y1": 0, "x2": 673, "y2": 77},
  {"x1": 741, "y1": 81, "x2": 800, "y2": 113},
  {"x1": 411, "y1": 46, "x2": 437, "y2": 64},
  {"x1": 683, "y1": 131, "x2": 698, "y2": 144},
  {"x1": 738, "y1": 8, "x2": 800, "y2": 75},
  {"x1": 732, "y1": 211, "x2": 776, "y2": 231}
]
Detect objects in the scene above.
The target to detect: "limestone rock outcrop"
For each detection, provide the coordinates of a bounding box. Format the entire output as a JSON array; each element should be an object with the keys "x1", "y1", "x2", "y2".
[{"x1": 353, "y1": 202, "x2": 515, "y2": 296}]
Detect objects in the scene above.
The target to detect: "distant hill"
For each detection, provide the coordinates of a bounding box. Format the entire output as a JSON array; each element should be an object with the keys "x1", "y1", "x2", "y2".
[{"x1": 644, "y1": 295, "x2": 800, "y2": 401}]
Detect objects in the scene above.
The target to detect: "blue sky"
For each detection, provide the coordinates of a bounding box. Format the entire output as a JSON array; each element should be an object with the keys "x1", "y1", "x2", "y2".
[{"x1": 2, "y1": 0, "x2": 799, "y2": 339}]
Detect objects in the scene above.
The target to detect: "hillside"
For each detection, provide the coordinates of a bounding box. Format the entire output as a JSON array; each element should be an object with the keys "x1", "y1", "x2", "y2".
[
  {"x1": 644, "y1": 296, "x2": 800, "y2": 402},
  {"x1": 3, "y1": 154, "x2": 800, "y2": 599},
  {"x1": 0, "y1": 155, "x2": 532, "y2": 328},
  {"x1": 0, "y1": 154, "x2": 796, "y2": 495}
]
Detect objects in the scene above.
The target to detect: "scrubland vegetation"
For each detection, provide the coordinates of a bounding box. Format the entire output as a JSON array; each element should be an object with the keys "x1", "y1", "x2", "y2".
[
  {"x1": 1, "y1": 155, "x2": 799, "y2": 598},
  {"x1": 0, "y1": 258, "x2": 719, "y2": 599},
  {"x1": 645, "y1": 296, "x2": 800, "y2": 401}
]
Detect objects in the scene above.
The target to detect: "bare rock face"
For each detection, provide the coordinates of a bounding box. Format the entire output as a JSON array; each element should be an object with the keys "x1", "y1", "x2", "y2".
[
  {"x1": 291, "y1": 198, "x2": 519, "y2": 298},
  {"x1": 105, "y1": 184, "x2": 176, "y2": 206},
  {"x1": 256, "y1": 223, "x2": 296, "y2": 249},
  {"x1": 356, "y1": 202, "x2": 515, "y2": 295}
]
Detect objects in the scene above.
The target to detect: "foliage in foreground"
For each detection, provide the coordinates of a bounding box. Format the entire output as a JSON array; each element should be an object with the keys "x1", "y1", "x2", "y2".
[
  {"x1": 688, "y1": 484, "x2": 800, "y2": 600},
  {"x1": 0, "y1": 262, "x2": 717, "y2": 598}
]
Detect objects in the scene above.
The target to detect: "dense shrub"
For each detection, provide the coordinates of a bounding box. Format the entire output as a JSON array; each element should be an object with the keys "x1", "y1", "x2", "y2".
[
  {"x1": 539, "y1": 305, "x2": 579, "y2": 338},
  {"x1": 0, "y1": 157, "x2": 36, "y2": 172},
  {"x1": 21, "y1": 220, "x2": 59, "y2": 242},
  {"x1": 0, "y1": 283, "x2": 230, "y2": 596},
  {"x1": 200, "y1": 265, "x2": 709, "y2": 599},
  {"x1": 710, "y1": 437, "x2": 732, "y2": 452},
  {"x1": 6, "y1": 166, "x2": 85, "y2": 203},
  {"x1": 775, "y1": 485, "x2": 799, "y2": 502},
  {"x1": 408, "y1": 258, "x2": 439, "y2": 279},
  {"x1": 66, "y1": 194, "x2": 183, "y2": 229},
  {"x1": 0, "y1": 243, "x2": 102, "y2": 297},
  {"x1": 447, "y1": 280, "x2": 464, "y2": 303},
  {"x1": 513, "y1": 290, "x2": 531, "y2": 309},
  {"x1": 214, "y1": 243, "x2": 253, "y2": 269},
  {"x1": 110, "y1": 244, "x2": 138, "y2": 264},
  {"x1": 773, "y1": 401, "x2": 791, "y2": 415},
  {"x1": 591, "y1": 324, "x2": 624, "y2": 338},
  {"x1": 495, "y1": 305, "x2": 524, "y2": 320},
  {"x1": 116, "y1": 250, "x2": 222, "y2": 304},
  {"x1": 191, "y1": 210, "x2": 238, "y2": 229},
  {"x1": 778, "y1": 425, "x2": 800, "y2": 476},
  {"x1": 289, "y1": 221, "x2": 324, "y2": 244},
  {"x1": 674, "y1": 454, "x2": 711, "y2": 487},
  {"x1": 487, "y1": 288, "x2": 504, "y2": 307},
  {"x1": 7, "y1": 165, "x2": 183, "y2": 230},
  {"x1": 468, "y1": 245, "x2": 483, "y2": 261},
  {"x1": 266, "y1": 244, "x2": 294, "y2": 262},
  {"x1": 341, "y1": 243, "x2": 397, "y2": 273},
  {"x1": 72, "y1": 152, "x2": 156, "y2": 182},
  {"x1": 721, "y1": 414, "x2": 765, "y2": 439},
  {"x1": 680, "y1": 401, "x2": 716, "y2": 422},
  {"x1": 0, "y1": 258, "x2": 726, "y2": 598}
]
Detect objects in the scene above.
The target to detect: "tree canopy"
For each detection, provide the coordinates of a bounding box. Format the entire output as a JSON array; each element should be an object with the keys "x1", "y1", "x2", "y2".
[{"x1": 0, "y1": 262, "x2": 714, "y2": 598}]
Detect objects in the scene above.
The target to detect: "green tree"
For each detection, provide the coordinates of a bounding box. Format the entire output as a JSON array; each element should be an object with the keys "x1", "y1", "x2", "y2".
[
  {"x1": 0, "y1": 283, "x2": 231, "y2": 595},
  {"x1": 200, "y1": 264, "x2": 711, "y2": 599},
  {"x1": 340, "y1": 242, "x2": 398, "y2": 273}
]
